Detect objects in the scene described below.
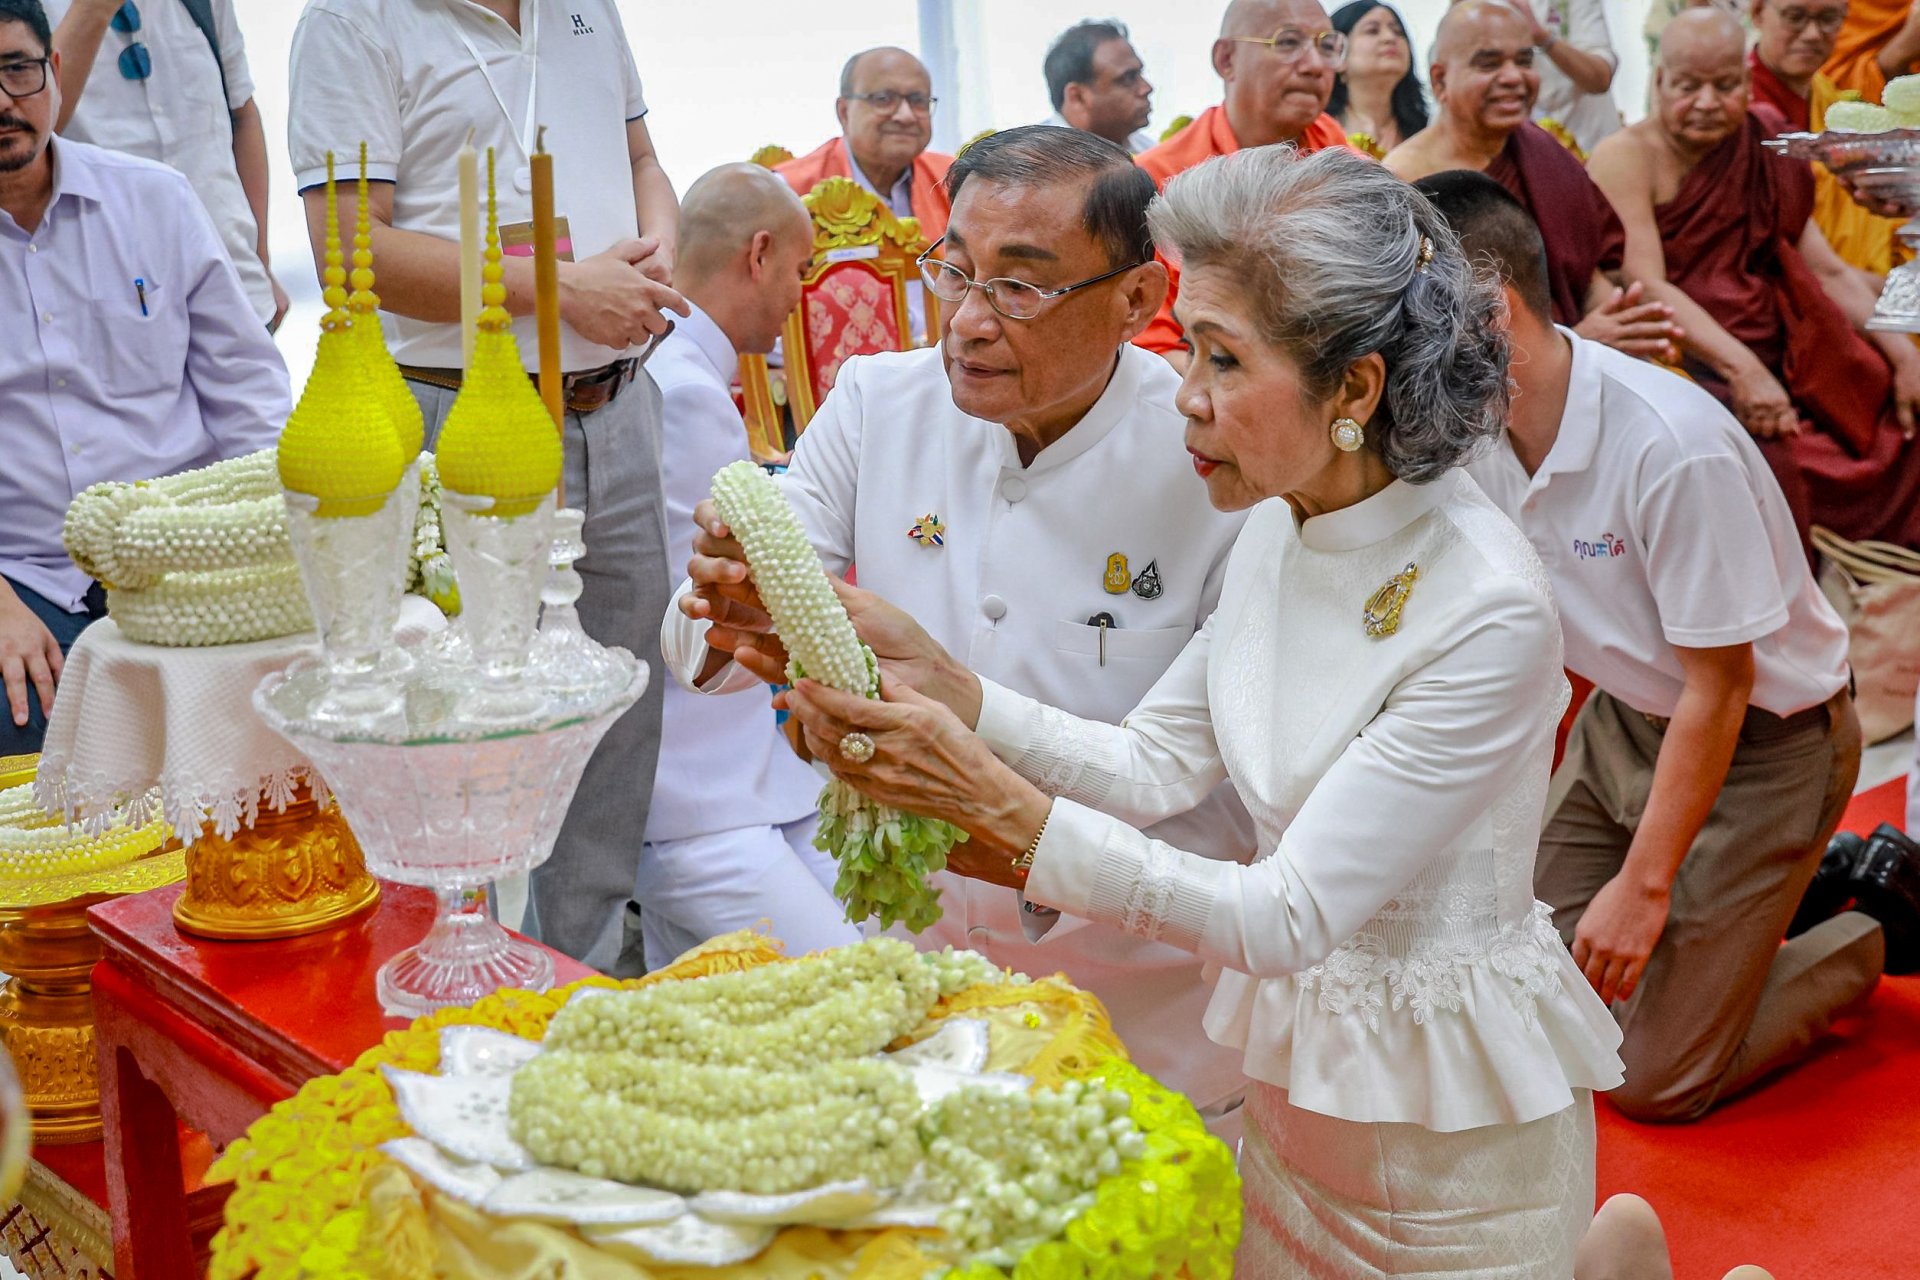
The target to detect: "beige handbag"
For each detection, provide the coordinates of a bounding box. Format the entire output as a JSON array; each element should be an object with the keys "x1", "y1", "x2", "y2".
[{"x1": 1813, "y1": 526, "x2": 1920, "y2": 744}]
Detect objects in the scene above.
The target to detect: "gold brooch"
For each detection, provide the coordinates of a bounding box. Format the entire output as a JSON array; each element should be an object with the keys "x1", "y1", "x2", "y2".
[{"x1": 1363, "y1": 562, "x2": 1419, "y2": 638}]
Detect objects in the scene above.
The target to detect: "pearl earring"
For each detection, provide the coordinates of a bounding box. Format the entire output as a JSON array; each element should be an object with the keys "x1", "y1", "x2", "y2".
[{"x1": 1331, "y1": 418, "x2": 1365, "y2": 452}]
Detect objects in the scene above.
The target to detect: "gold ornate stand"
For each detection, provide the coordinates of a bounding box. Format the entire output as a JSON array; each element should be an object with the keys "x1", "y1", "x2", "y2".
[
  {"x1": 0, "y1": 852, "x2": 187, "y2": 1147},
  {"x1": 172, "y1": 788, "x2": 379, "y2": 940}
]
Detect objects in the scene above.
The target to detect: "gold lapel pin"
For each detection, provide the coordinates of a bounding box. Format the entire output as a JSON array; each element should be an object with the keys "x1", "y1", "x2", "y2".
[{"x1": 1363, "y1": 562, "x2": 1419, "y2": 638}]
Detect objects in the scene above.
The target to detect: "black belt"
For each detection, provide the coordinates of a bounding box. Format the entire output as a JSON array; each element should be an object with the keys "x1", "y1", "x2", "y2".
[
  {"x1": 400, "y1": 358, "x2": 636, "y2": 415},
  {"x1": 1640, "y1": 687, "x2": 1851, "y2": 740}
]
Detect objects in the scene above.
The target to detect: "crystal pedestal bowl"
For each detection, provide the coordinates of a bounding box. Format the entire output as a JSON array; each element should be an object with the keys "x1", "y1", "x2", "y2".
[
  {"x1": 1768, "y1": 129, "x2": 1920, "y2": 332},
  {"x1": 253, "y1": 653, "x2": 645, "y2": 1018}
]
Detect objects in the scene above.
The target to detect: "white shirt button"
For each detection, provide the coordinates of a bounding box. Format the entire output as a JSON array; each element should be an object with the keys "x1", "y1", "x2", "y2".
[
  {"x1": 40, "y1": 312, "x2": 53, "y2": 325},
  {"x1": 54, "y1": 377, "x2": 66, "y2": 388},
  {"x1": 69, "y1": 444, "x2": 83, "y2": 457},
  {"x1": 966, "y1": 925, "x2": 990, "y2": 943},
  {"x1": 1000, "y1": 476, "x2": 1027, "y2": 503},
  {"x1": 26, "y1": 243, "x2": 36, "y2": 254},
  {"x1": 981, "y1": 594, "x2": 1007, "y2": 620}
]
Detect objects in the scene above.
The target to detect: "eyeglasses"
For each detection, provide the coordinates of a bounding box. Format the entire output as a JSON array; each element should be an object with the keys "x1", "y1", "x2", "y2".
[
  {"x1": 1231, "y1": 27, "x2": 1349, "y2": 69},
  {"x1": 1770, "y1": 4, "x2": 1847, "y2": 33},
  {"x1": 0, "y1": 56, "x2": 48, "y2": 99},
  {"x1": 111, "y1": 2, "x2": 150, "y2": 81},
  {"x1": 845, "y1": 90, "x2": 937, "y2": 116},
  {"x1": 917, "y1": 237, "x2": 1145, "y2": 321}
]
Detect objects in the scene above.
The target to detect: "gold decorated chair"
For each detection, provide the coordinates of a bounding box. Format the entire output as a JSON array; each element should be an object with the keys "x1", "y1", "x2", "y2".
[{"x1": 739, "y1": 176, "x2": 933, "y2": 452}]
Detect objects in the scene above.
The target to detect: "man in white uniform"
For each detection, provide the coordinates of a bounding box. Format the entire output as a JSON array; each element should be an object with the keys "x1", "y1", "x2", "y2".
[
  {"x1": 0, "y1": 0, "x2": 287, "y2": 754},
  {"x1": 46, "y1": 0, "x2": 286, "y2": 328},
  {"x1": 665, "y1": 127, "x2": 1255, "y2": 1137},
  {"x1": 636, "y1": 164, "x2": 859, "y2": 971},
  {"x1": 289, "y1": 0, "x2": 685, "y2": 975},
  {"x1": 1425, "y1": 170, "x2": 1884, "y2": 1121}
]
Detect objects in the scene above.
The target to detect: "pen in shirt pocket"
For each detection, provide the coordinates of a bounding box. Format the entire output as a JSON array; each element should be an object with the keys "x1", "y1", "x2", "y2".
[{"x1": 133, "y1": 277, "x2": 148, "y2": 316}]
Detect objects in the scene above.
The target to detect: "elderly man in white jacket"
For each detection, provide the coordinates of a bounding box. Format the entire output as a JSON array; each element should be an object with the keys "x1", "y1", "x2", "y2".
[{"x1": 662, "y1": 126, "x2": 1254, "y2": 1138}]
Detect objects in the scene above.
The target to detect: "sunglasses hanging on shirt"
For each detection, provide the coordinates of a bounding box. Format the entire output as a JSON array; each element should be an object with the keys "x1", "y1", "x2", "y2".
[{"x1": 112, "y1": 2, "x2": 151, "y2": 81}]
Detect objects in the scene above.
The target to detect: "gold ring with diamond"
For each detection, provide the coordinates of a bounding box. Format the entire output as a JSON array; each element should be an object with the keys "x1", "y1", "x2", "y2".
[{"x1": 838, "y1": 732, "x2": 875, "y2": 763}]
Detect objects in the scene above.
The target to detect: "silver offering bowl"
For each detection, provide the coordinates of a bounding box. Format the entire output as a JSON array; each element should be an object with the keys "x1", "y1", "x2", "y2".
[{"x1": 1767, "y1": 129, "x2": 1920, "y2": 332}]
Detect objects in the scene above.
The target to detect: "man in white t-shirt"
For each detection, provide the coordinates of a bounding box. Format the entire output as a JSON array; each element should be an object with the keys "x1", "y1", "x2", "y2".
[
  {"x1": 288, "y1": 0, "x2": 686, "y2": 975},
  {"x1": 635, "y1": 164, "x2": 859, "y2": 970},
  {"x1": 1423, "y1": 170, "x2": 1884, "y2": 1121},
  {"x1": 45, "y1": 0, "x2": 286, "y2": 328},
  {"x1": 664, "y1": 128, "x2": 1256, "y2": 1138}
]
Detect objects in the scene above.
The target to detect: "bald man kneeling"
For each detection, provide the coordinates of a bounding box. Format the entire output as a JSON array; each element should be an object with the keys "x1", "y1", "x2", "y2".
[
  {"x1": 632, "y1": 164, "x2": 863, "y2": 971},
  {"x1": 1386, "y1": 1, "x2": 1679, "y2": 360}
]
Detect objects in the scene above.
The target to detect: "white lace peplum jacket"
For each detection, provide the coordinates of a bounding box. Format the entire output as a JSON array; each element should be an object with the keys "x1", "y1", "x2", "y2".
[{"x1": 979, "y1": 471, "x2": 1626, "y2": 1132}]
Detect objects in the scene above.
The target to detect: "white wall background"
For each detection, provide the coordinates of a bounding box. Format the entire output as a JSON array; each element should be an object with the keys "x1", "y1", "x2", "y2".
[{"x1": 237, "y1": 0, "x2": 1656, "y2": 389}]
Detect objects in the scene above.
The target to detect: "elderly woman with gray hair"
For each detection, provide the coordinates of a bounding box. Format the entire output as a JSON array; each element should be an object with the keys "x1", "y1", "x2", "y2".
[{"x1": 785, "y1": 145, "x2": 1623, "y2": 1274}]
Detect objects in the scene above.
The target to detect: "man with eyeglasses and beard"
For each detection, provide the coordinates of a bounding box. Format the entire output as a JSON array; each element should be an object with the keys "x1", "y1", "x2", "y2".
[
  {"x1": 0, "y1": 0, "x2": 287, "y2": 755},
  {"x1": 1132, "y1": 0, "x2": 1353, "y2": 364},
  {"x1": 664, "y1": 126, "x2": 1257, "y2": 1145}
]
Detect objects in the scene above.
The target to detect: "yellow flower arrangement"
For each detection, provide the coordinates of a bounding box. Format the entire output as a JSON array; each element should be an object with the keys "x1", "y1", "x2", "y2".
[{"x1": 207, "y1": 934, "x2": 1239, "y2": 1280}]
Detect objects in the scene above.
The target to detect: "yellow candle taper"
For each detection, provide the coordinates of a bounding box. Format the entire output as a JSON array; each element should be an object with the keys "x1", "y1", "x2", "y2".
[
  {"x1": 458, "y1": 132, "x2": 480, "y2": 371},
  {"x1": 530, "y1": 126, "x2": 565, "y2": 504}
]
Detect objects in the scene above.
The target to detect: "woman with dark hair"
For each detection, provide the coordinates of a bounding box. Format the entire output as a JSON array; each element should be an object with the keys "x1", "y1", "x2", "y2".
[{"x1": 1329, "y1": 0, "x2": 1429, "y2": 157}]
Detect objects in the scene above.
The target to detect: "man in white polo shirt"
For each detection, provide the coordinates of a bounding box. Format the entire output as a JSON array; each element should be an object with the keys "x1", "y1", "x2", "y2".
[
  {"x1": 636, "y1": 163, "x2": 859, "y2": 970},
  {"x1": 288, "y1": 0, "x2": 685, "y2": 975},
  {"x1": 1422, "y1": 170, "x2": 1883, "y2": 1122},
  {"x1": 665, "y1": 128, "x2": 1256, "y2": 1138}
]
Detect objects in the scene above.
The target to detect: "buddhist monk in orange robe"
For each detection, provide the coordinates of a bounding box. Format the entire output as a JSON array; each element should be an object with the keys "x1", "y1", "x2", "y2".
[
  {"x1": 1387, "y1": 2, "x2": 1683, "y2": 360},
  {"x1": 1747, "y1": 0, "x2": 1907, "y2": 275},
  {"x1": 1823, "y1": 0, "x2": 1920, "y2": 98},
  {"x1": 1133, "y1": 0, "x2": 1351, "y2": 363},
  {"x1": 776, "y1": 48, "x2": 953, "y2": 239},
  {"x1": 1592, "y1": 9, "x2": 1920, "y2": 552}
]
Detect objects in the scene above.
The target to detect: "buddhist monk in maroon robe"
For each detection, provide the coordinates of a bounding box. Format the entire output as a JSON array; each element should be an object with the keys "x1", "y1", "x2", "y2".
[
  {"x1": 1591, "y1": 8, "x2": 1920, "y2": 552},
  {"x1": 1387, "y1": 0, "x2": 1682, "y2": 359}
]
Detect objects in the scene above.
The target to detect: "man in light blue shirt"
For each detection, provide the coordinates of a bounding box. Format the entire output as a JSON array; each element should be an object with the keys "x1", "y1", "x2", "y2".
[{"x1": 0, "y1": 0, "x2": 287, "y2": 752}]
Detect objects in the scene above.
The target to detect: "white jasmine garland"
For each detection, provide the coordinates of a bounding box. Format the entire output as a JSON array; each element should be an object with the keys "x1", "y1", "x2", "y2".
[
  {"x1": 107, "y1": 564, "x2": 313, "y2": 647},
  {"x1": 0, "y1": 782, "x2": 168, "y2": 878},
  {"x1": 923, "y1": 1079, "x2": 1148, "y2": 1266}
]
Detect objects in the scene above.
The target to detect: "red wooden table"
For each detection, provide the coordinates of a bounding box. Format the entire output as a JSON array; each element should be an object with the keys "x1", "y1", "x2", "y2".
[{"x1": 86, "y1": 883, "x2": 590, "y2": 1278}]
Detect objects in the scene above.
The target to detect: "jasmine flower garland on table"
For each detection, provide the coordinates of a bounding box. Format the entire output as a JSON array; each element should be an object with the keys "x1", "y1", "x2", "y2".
[
  {"x1": 708, "y1": 460, "x2": 966, "y2": 931},
  {"x1": 205, "y1": 935, "x2": 1240, "y2": 1280}
]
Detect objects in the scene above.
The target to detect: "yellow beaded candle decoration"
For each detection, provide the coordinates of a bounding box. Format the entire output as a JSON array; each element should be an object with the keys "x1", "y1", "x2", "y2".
[
  {"x1": 434, "y1": 149, "x2": 562, "y2": 518},
  {"x1": 348, "y1": 141, "x2": 425, "y2": 460},
  {"x1": 276, "y1": 152, "x2": 406, "y2": 518}
]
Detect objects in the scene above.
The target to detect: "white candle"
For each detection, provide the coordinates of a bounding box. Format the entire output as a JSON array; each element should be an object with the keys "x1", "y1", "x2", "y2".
[{"x1": 458, "y1": 139, "x2": 480, "y2": 371}]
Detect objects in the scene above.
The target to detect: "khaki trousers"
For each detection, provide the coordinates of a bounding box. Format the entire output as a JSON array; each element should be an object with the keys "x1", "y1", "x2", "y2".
[{"x1": 1537, "y1": 689, "x2": 1882, "y2": 1121}]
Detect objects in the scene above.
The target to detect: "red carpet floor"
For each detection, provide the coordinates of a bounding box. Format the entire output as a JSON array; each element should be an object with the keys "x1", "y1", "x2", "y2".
[{"x1": 1594, "y1": 778, "x2": 1915, "y2": 1279}]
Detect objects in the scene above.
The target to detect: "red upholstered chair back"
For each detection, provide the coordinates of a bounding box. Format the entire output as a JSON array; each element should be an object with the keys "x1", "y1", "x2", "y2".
[{"x1": 774, "y1": 177, "x2": 931, "y2": 430}]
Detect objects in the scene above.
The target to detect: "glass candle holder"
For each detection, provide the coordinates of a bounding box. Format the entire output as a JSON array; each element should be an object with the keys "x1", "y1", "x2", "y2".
[
  {"x1": 439, "y1": 492, "x2": 553, "y2": 725},
  {"x1": 282, "y1": 486, "x2": 413, "y2": 729},
  {"x1": 527, "y1": 507, "x2": 631, "y2": 709}
]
